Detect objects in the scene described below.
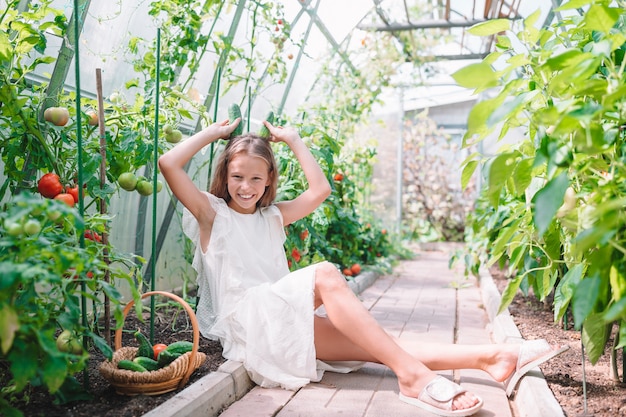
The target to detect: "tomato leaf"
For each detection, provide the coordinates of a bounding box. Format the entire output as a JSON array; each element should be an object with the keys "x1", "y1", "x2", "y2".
[
  {"x1": 42, "y1": 353, "x2": 68, "y2": 393},
  {"x1": 88, "y1": 331, "x2": 113, "y2": 361},
  {"x1": 0, "y1": 305, "x2": 19, "y2": 354}
]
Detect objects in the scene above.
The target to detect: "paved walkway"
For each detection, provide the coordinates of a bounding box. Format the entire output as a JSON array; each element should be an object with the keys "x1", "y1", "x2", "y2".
[{"x1": 217, "y1": 246, "x2": 560, "y2": 417}]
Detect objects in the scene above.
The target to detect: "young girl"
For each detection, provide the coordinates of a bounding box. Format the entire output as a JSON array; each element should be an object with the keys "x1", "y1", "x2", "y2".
[{"x1": 158, "y1": 118, "x2": 568, "y2": 417}]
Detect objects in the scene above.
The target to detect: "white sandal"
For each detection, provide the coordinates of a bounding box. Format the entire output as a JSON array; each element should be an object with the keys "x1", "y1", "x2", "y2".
[
  {"x1": 504, "y1": 339, "x2": 570, "y2": 397},
  {"x1": 399, "y1": 375, "x2": 483, "y2": 417}
]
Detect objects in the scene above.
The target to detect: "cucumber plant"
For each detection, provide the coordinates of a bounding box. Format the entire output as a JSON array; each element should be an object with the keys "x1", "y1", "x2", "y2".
[{"x1": 453, "y1": 1, "x2": 626, "y2": 371}]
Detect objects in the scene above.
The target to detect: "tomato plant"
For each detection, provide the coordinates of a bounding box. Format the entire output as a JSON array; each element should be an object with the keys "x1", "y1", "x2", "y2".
[{"x1": 0, "y1": 194, "x2": 140, "y2": 413}]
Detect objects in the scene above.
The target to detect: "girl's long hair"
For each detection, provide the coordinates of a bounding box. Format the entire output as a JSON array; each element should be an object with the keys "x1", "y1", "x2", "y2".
[{"x1": 209, "y1": 133, "x2": 278, "y2": 207}]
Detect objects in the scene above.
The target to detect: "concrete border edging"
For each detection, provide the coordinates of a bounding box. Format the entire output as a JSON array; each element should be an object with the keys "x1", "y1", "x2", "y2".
[
  {"x1": 142, "y1": 270, "x2": 379, "y2": 417},
  {"x1": 141, "y1": 361, "x2": 253, "y2": 417},
  {"x1": 478, "y1": 268, "x2": 566, "y2": 417}
]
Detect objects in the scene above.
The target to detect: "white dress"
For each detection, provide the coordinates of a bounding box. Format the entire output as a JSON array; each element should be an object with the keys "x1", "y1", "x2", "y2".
[{"x1": 183, "y1": 192, "x2": 361, "y2": 390}]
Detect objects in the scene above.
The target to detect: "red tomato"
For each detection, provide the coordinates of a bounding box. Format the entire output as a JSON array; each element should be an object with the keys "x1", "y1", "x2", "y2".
[
  {"x1": 153, "y1": 343, "x2": 168, "y2": 360},
  {"x1": 66, "y1": 186, "x2": 79, "y2": 203},
  {"x1": 54, "y1": 193, "x2": 75, "y2": 207},
  {"x1": 300, "y1": 229, "x2": 309, "y2": 241},
  {"x1": 38, "y1": 173, "x2": 63, "y2": 198},
  {"x1": 351, "y1": 263, "x2": 361, "y2": 275},
  {"x1": 84, "y1": 230, "x2": 102, "y2": 243},
  {"x1": 333, "y1": 173, "x2": 344, "y2": 182},
  {"x1": 291, "y1": 248, "x2": 301, "y2": 263},
  {"x1": 343, "y1": 268, "x2": 353, "y2": 277}
]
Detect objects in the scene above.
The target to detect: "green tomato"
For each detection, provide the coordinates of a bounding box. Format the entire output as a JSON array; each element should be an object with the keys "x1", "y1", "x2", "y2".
[
  {"x1": 162, "y1": 124, "x2": 174, "y2": 135},
  {"x1": 23, "y1": 219, "x2": 42, "y2": 236},
  {"x1": 165, "y1": 129, "x2": 183, "y2": 143},
  {"x1": 156, "y1": 180, "x2": 163, "y2": 193},
  {"x1": 56, "y1": 330, "x2": 83, "y2": 354},
  {"x1": 47, "y1": 210, "x2": 62, "y2": 222},
  {"x1": 4, "y1": 220, "x2": 23, "y2": 236},
  {"x1": 117, "y1": 172, "x2": 138, "y2": 191},
  {"x1": 135, "y1": 180, "x2": 154, "y2": 196}
]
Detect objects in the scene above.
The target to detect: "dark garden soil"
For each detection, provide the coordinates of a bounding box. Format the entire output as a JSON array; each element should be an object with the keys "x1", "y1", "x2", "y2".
[
  {"x1": 490, "y1": 266, "x2": 626, "y2": 417},
  {"x1": 13, "y1": 295, "x2": 226, "y2": 417}
]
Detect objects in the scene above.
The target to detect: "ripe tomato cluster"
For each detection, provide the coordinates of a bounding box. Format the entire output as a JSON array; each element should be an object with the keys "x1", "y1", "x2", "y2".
[
  {"x1": 342, "y1": 263, "x2": 361, "y2": 277},
  {"x1": 37, "y1": 173, "x2": 80, "y2": 207},
  {"x1": 84, "y1": 230, "x2": 103, "y2": 243}
]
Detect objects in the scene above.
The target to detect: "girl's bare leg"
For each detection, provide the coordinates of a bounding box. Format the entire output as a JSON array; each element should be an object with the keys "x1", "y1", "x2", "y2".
[
  {"x1": 312, "y1": 262, "x2": 482, "y2": 411},
  {"x1": 314, "y1": 316, "x2": 519, "y2": 383}
]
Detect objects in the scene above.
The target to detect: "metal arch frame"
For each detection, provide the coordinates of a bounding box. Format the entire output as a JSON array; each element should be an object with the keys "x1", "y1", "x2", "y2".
[{"x1": 357, "y1": 0, "x2": 528, "y2": 61}]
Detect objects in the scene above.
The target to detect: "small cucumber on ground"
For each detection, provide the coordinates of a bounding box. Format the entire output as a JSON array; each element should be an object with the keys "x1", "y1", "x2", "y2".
[
  {"x1": 157, "y1": 350, "x2": 182, "y2": 368},
  {"x1": 258, "y1": 111, "x2": 275, "y2": 139},
  {"x1": 164, "y1": 340, "x2": 194, "y2": 355},
  {"x1": 118, "y1": 359, "x2": 147, "y2": 372},
  {"x1": 134, "y1": 330, "x2": 154, "y2": 359},
  {"x1": 133, "y1": 356, "x2": 160, "y2": 372},
  {"x1": 228, "y1": 103, "x2": 244, "y2": 138}
]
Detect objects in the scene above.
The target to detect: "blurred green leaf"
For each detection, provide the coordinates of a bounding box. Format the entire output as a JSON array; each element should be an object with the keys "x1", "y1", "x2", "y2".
[
  {"x1": 467, "y1": 18, "x2": 511, "y2": 36},
  {"x1": 573, "y1": 275, "x2": 601, "y2": 329},
  {"x1": 532, "y1": 172, "x2": 568, "y2": 237},
  {"x1": 452, "y1": 62, "x2": 499, "y2": 91},
  {"x1": 487, "y1": 152, "x2": 519, "y2": 207},
  {"x1": 554, "y1": 263, "x2": 585, "y2": 322},
  {"x1": 584, "y1": 5, "x2": 620, "y2": 33}
]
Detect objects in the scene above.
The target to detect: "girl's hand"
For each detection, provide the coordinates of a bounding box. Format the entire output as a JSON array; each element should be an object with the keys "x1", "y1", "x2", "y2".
[
  {"x1": 204, "y1": 118, "x2": 241, "y2": 140},
  {"x1": 263, "y1": 121, "x2": 300, "y2": 145}
]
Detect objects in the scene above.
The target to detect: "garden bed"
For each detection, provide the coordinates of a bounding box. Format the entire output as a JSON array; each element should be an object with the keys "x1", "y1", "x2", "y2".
[
  {"x1": 491, "y1": 267, "x2": 626, "y2": 417},
  {"x1": 9, "y1": 298, "x2": 226, "y2": 417}
]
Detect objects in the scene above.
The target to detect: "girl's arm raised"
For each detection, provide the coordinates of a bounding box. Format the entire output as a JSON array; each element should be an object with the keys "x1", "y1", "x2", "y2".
[
  {"x1": 158, "y1": 119, "x2": 240, "y2": 229},
  {"x1": 266, "y1": 122, "x2": 331, "y2": 226}
]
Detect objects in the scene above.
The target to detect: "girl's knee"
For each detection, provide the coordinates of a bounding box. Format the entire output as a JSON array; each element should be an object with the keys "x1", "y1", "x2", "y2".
[{"x1": 315, "y1": 262, "x2": 347, "y2": 292}]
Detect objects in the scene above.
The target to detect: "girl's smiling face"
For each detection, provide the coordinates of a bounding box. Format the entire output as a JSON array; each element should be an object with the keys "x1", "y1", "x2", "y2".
[{"x1": 226, "y1": 153, "x2": 271, "y2": 214}]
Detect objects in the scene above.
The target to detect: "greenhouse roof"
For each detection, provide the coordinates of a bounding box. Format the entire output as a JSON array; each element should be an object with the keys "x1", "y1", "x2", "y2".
[{"x1": 32, "y1": 0, "x2": 557, "y2": 124}]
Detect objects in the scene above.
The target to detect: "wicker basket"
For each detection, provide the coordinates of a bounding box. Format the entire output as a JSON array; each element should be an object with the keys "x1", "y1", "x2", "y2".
[{"x1": 99, "y1": 291, "x2": 207, "y2": 396}]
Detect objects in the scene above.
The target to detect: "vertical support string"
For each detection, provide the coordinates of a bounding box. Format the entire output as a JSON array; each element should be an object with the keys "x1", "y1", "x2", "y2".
[
  {"x1": 95, "y1": 68, "x2": 111, "y2": 346},
  {"x1": 150, "y1": 27, "x2": 161, "y2": 344},
  {"x1": 207, "y1": 66, "x2": 222, "y2": 188},
  {"x1": 247, "y1": 86, "x2": 251, "y2": 132},
  {"x1": 73, "y1": 0, "x2": 88, "y2": 388}
]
